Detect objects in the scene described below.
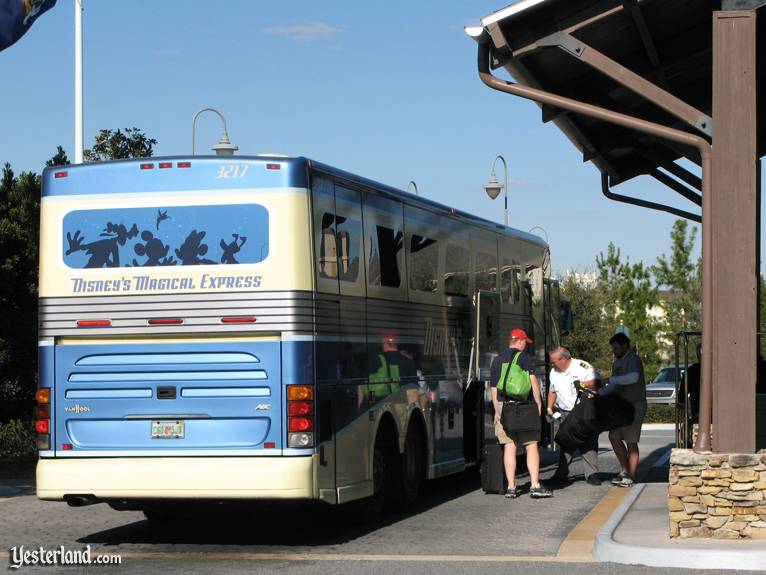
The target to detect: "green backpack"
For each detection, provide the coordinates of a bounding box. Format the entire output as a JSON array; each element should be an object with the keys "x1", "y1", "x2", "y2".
[{"x1": 497, "y1": 351, "x2": 532, "y2": 400}]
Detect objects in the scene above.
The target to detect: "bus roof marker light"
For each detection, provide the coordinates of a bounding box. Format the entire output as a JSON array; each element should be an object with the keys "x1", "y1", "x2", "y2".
[
  {"x1": 140, "y1": 163, "x2": 154, "y2": 170},
  {"x1": 159, "y1": 162, "x2": 172, "y2": 169},
  {"x1": 177, "y1": 162, "x2": 191, "y2": 168},
  {"x1": 54, "y1": 171, "x2": 68, "y2": 178},
  {"x1": 266, "y1": 163, "x2": 281, "y2": 170}
]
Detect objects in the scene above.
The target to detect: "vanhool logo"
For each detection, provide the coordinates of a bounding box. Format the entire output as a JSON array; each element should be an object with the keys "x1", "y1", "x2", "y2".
[{"x1": 63, "y1": 404, "x2": 91, "y2": 414}]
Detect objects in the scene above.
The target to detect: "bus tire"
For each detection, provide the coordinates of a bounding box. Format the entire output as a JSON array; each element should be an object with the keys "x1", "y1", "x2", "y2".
[
  {"x1": 142, "y1": 506, "x2": 178, "y2": 523},
  {"x1": 392, "y1": 417, "x2": 425, "y2": 510}
]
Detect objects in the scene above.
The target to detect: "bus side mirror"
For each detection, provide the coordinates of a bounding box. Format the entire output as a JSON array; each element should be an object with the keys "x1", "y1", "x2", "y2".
[{"x1": 560, "y1": 300, "x2": 572, "y2": 336}]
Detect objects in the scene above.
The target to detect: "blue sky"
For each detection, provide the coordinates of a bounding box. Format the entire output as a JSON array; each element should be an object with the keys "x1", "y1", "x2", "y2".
[{"x1": 0, "y1": 0, "x2": 728, "y2": 275}]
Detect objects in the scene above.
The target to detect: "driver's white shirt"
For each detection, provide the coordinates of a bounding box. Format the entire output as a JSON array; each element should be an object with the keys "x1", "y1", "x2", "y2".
[{"x1": 549, "y1": 358, "x2": 597, "y2": 411}]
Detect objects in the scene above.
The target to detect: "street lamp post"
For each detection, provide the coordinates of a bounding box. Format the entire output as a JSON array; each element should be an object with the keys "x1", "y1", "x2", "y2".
[
  {"x1": 192, "y1": 108, "x2": 238, "y2": 156},
  {"x1": 528, "y1": 226, "x2": 550, "y2": 245},
  {"x1": 407, "y1": 180, "x2": 419, "y2": 196},
  {"x1": 484, "y1": 155, "x2": 508, "y2": 226}
]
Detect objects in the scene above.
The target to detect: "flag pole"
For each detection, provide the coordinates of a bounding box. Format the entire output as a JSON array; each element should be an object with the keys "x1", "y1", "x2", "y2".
[{"x1": 74, "y1": 0, "x2": 83, "y2": 163}]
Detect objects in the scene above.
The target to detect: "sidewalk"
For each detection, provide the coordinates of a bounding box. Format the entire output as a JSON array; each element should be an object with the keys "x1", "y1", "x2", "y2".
[{"x1": 593, "y1": 483, "x2": 766, "y2": 571}]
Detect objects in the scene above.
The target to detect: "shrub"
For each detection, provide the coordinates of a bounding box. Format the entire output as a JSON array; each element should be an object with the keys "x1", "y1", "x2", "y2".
[
  {"x1": 0, "y1": 419, "x2": 36, "y2": 459},
  {"x1": 644, "y1": 404, "x2": 675, "y2": 424}
]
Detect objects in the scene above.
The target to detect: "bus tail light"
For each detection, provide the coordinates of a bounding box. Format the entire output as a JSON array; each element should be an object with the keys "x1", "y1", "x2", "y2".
[
  {"x1": 147, "y1": 318, "x2": 183, "y2": 325},
  {"x1": 77, "y1": 319, "x2": 112, "y2": 327},
  {"x1": 35, "y1": 387, "x2": 51, "y2": 450},
  {"x1": 286, "y1": 385, "x2": 314, "y2": 448}
]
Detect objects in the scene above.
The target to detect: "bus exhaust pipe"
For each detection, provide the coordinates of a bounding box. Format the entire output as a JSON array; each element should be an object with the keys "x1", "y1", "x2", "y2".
[{"x1": 65, "y1": 495, "x2": 100, "y2": 507}]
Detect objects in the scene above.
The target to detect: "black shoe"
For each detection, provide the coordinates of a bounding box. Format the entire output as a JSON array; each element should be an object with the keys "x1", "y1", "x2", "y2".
[
  {"x1": 504, "y1": 487, "x2": 521, "y2": 499},
  {"x1": 585, "y1": 475, "x2": 602, "y2": 486},
  {"x1": 530, "y1": 485, "x2": 553, "y2": 498}
]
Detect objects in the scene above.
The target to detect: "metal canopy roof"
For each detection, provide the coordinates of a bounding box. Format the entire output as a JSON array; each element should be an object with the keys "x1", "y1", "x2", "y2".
[{"x1": 473, "y1": 0, "x2": 766, "y2": 191}]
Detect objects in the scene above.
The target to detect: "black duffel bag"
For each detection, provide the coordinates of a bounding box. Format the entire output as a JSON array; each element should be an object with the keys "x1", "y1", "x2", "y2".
[
  {"x1": 501, "y1": 401, "x2": 541, "y2": 435},
  {"x1": 592, "y1": 394, "x2": 635, "y2": 432},
  {"x1": 555, "y1": 393, "x2": 635, "y2": 452}
]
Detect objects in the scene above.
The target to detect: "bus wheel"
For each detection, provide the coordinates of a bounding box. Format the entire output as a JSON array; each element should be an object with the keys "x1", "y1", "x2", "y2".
[
  {"x1": 367, "y1": 431, "x2": 387, "y2": 516},
  {"x1": 394, "y1": 421, "x2": 425, "y2": 509}
]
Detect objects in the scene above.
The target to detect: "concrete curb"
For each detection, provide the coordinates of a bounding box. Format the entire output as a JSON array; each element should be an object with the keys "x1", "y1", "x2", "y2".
[
  {"x1": 592, "y1": 484, "x2": 766, "y2": 571},
  {"x1": 642, "y1": 423, "x2": 675, "y2": 430}
]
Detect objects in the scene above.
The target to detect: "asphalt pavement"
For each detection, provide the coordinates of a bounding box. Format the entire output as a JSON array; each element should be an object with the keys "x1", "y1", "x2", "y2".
[{"x1": 0, "y1": 426, "x2": 759, "y2": 574}]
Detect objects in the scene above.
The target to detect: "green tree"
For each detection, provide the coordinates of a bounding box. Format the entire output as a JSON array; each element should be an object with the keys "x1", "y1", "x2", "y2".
[
  {"x1": 559, "y1": 274, "x2": 613, "y2": 375},
  {"x1": 0, "y1": 164, "x2": 41, "y2": 402},
  {"x1": 84, "y1": 128, "x2": 156, "y2": 162},
  {"x1": 596, "y1": 242, "x2": 662, "y2": 378},
  {"x1": 46, "y1": 146, "x2": 70, "y2": 167},
  {"x1": 653, "y1": 219, "x2": 701, "y2": 341},
  {"x1": 1, "y1": 131, "x2": 155, "y2": 412}
]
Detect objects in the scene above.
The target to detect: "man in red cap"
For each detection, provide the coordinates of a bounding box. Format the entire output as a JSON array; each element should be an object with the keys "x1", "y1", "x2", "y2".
[{"x1": 489, "y1": 328, "x2": 552, "y2": 499}]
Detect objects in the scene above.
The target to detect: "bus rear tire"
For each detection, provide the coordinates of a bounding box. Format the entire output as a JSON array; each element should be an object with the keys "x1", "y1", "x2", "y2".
[{"x1": 393, "y1": 420, "x2": 425, "y2": 510}]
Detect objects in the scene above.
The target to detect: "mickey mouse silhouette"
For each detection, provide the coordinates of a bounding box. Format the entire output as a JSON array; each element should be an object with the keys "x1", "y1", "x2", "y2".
[
  {"x1": 132, "y1": 230, "x2": 176, "y2": 266},
  {"x1": 66, "y1": 222, "x2": 139, "y2": 268},
  {"x1": 220, "y1": 234, "x2": 247, "y2": 264},
  {"x1": 175, "y1": 230, "x2": 215, "y2": 265}
]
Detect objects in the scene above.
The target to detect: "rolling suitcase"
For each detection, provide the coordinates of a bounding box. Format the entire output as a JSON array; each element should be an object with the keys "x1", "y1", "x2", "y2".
[{"x1": 480, "y1": 443, "x2": 507, "y2": 494}]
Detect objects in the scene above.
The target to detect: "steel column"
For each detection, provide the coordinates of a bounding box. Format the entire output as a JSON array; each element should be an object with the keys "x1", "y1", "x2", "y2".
[{"x1": 710, "y1": 10, "x2": 759, "y2": 453}]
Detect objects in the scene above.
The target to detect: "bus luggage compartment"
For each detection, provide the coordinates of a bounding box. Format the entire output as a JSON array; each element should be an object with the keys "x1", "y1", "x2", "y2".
[{"x1": 51, "y1": 340, "x2": 282, "y2": 455}]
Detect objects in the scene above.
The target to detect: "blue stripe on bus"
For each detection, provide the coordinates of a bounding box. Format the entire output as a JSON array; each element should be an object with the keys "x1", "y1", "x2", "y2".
[
  {"x1": 42, "y1": 157, "x2": 309, "y2": 197},
  {"x1": 75, "y1": 352, "x2": 259, "y2": 365},
  {"x1": 68, "y1": 370, "x2": 267, "y2": 382},
  {"x1": 180, "y1": 387, "x2": 270, "y2": 398},
  {"x1": 39, "y1": 343, "x2": 54, "y2": 388},
  {"x1": 66, "y1": 389, "x2": 153, "y2": 399},
  {"x1": 66, "y1": 418, "x2": 271, "y2": 449},
  {"x1": 281, "y1": 341, "x2": 314, "y2": 385}
]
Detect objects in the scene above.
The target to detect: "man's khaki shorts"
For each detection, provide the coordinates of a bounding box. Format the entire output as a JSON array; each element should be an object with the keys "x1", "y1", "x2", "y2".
[
  {"x1": 494, "y1": 413, "x2": 538, "y2": 446},
  {"x1": 608, "y1": 400, "x2": 647, "y2": 444}
]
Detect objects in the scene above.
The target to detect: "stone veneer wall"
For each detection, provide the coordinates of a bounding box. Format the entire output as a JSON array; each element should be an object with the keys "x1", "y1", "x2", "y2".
[{"x1": 669, "y1": 449, "x2": 766, "y2": 539}]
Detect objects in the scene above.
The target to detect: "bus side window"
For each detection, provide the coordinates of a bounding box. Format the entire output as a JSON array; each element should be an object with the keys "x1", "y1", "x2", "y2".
[
  {"x1": 409, "y1": 232, "x2": 439, "y2": 293},
  {"x1": 364, "y1": 195, "x2": 405, "y2": 297},
  {"x1": 312, "y1": 177, "x2": 340, "y2": 293},
  {"x1": 320, "y1": 214, "x2": 338, "y2": 279},
  {"x1": 501, "y1": 256, "x2": 512, "y2": 303},
  {"x1": 475, "y1": 250, "x2": 497, "y2": 292},
  {"x1": 444, "y1": 243, "x2": 470, "y2": 297},
  {"x1": 334, "y1": 186, "x2": 363, "y2": 286},
  {"x1": 405, "y1": 205, "x2": 440, "y2": 300}
]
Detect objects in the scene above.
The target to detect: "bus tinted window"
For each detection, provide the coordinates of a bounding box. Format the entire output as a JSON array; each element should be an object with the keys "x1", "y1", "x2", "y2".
[
  {"x1": 444, "y1": 244, "x2": 470, "y2": 297},
  {"x1": 63, "y1": 204, "x2": 268, "y2": 268},
  {"x1": 335, "y1": 187, "x2": 363, "y2": 285},
  {"x1": 364, "y1": 196, "x2": 404, "y2": 290},
  {"x1": 313, "y1": 178, "x2": 339, "y2": 283},
  {"x1": 405, "y1": 206, "x2": 439, "y2": 297},
  {"x1": 475, "y1": 250, "x2": 497, "y2": 292},
  {"x1": 409, "y1": 233, "x2": 439, "y2": 293}
]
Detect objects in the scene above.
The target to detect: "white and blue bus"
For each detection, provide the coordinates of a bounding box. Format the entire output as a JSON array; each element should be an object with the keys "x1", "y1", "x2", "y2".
[{"x1": 35, "y1": 155, "x2": 561, "y2": 516}]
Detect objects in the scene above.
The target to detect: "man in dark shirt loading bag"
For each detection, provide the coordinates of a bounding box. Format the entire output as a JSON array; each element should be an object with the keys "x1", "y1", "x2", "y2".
[{"x1": 490, "y1": 329, "x2": 552, "y2": 499}]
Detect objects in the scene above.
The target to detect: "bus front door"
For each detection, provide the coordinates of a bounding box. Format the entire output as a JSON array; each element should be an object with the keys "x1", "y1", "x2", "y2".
[{"x1": 465, "y1": 290, "x2": 501, "y2": 465}]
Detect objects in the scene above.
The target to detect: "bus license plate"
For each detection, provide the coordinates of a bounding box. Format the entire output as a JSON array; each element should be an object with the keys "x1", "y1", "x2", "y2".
[{"x1": 151, "y1": 420, "x2": 185, "y2": 439}]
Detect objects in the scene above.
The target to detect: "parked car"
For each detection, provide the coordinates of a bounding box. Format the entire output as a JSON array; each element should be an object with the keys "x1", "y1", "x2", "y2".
[{"x1": 646, "y1": 366, "x2": 686, "y2": 405}]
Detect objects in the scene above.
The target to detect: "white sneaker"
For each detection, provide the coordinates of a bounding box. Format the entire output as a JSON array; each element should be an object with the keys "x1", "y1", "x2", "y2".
[{"x1": 611, "y1": 472, "x2": 633, "y2": 487}]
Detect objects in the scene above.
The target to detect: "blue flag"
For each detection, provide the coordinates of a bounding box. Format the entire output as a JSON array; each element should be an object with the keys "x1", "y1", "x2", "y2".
[{"x1": 0, "y1": 0, "x2": 57, "y2": 52}]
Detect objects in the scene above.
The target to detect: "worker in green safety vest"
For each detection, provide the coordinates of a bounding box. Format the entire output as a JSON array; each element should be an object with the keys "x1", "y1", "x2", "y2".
[{"x1": 359, "y1": 334, "x2": 417, "y2": 406}]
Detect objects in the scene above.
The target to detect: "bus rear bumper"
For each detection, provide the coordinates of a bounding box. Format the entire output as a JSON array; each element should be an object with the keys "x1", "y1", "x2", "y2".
[{"x1": 37, "y1": 456, "x2": 316, "y2": 501}]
